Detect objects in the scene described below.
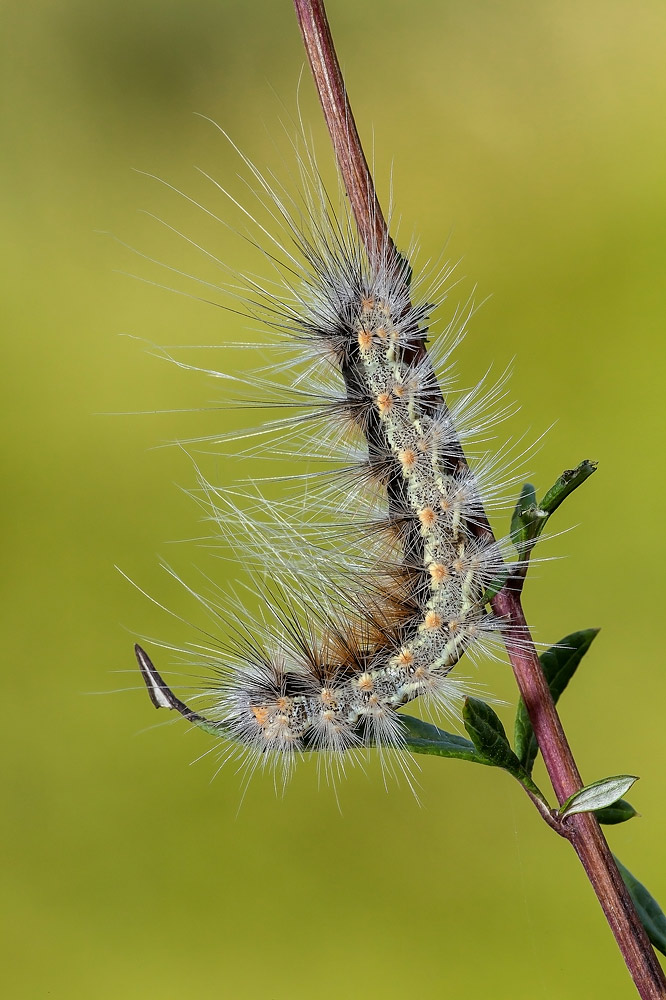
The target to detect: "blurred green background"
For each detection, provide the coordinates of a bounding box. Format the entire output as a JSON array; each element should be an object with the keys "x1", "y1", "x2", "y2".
[{"x1": 2, "y1": 0, "x2": 665, "y2": 997}]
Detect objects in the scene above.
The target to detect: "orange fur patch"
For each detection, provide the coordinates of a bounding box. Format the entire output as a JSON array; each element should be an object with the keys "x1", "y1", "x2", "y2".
[
  {"x1": 429, "y1": 562, "x2": 449, "y2": 584},
  {"x1": 418, "y1": 507, "x2": 437, "y2": 528},
  {"x1": 376, "y1": 392, "x2": 393, "y2": 413}
]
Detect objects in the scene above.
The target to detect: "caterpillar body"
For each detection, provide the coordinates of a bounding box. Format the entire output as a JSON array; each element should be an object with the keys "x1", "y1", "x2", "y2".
[{"x1": 134, "y1": 135, "x2": 524, "y2": 786}]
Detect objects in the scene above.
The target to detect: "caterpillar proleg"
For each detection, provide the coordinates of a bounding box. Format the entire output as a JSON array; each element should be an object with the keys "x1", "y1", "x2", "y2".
[{"x1": 132, "y1": 120, "x2": 532, "y2": 789}]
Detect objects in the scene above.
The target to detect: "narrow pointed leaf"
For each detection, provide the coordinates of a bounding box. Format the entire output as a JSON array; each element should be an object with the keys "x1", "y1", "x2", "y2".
[
  {"x1": 463, "y1": 698, "x2": 544, "y2": 799},
  {"x1": 482, "y1": 569, "x2": 510, "y2": 605},
  {"x1": 614, "y1": 857, "x2": 666, "y2": 956},
  {"x1": 595, "y1": 799, "x2": 638, "y2": 825},
  {"x1": 558, "y1": 775, "x2": 638, "y2": 820},
  {"x1": 510, "y1": 462, "x2": 598, "y2": 559},
  {"x1": 514, "y1": 628, "x2": 599, "y2": 772},
  {"x1": 464, "y1": 697, "x2": 515, "y2": 766},
  {"x1": 510, "y1": 482, "x2": 538, "y2": 549},
  {"x1": 399, "y1": 715, "x2": 488, "y2": 763},
  {"x1": 540, "y1": 459, "x2": 598, "y2": 518}
]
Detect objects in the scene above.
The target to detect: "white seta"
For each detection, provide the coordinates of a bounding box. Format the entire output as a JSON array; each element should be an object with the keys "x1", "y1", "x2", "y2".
[{"x1": 132, "y1": 123, "x2": 531, "y2": 788}]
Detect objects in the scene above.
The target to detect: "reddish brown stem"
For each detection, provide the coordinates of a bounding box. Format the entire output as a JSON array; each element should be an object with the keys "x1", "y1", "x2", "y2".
[
  {"x1": 292, "y1": 0, "x2": 394, "y2": 268},
  {"x1": 293, "y1": 1, "x2": 666, "y2": 996},
  {"x1": 493, "y1": 589, "x2": 666, "y2": 996}
]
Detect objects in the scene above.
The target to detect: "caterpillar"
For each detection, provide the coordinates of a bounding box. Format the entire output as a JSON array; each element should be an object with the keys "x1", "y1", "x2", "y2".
[{"x1": 133, "y1": 131, "x2": 526, "y2": 787}]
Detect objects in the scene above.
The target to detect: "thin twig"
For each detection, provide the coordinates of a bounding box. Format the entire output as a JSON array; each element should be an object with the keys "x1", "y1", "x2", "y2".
[
  {"x1": 293, "y1": 0, "x2": 391, "y2": 266},
  {"x1": 292, "y1": 1, "x2": 666, "y2": 996}
]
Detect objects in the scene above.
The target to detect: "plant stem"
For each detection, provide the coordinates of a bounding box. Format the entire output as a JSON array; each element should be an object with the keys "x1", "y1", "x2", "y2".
[
  {"x1": 292, "y1": 1, "x2": 666, "y2": 995},
  {"x1": 293, "y1": 0, "x2": 391, "y2": 267},
  {"x1": 493, "y1": 589, "x2": 666, "y2": 997}
]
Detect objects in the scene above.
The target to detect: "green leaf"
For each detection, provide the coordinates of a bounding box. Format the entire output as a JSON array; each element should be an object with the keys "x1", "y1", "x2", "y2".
[
  {"x1": 403, "y1": 704, "x2": 550, "y2": 802},
  {"x1": 509, "y1": 462, "x2": 598, "y2": 559},
  {"x1": 510, "y1": 482, "x2": 539, "y2": 550},
  {"x1": 464, "y1": 697, "x2": 516, "y2": 767},
  {"x1": 514, "y1": 629, "x2": 600, "y2": 772},
  {"x1": 558, "y1": 775, "x2": 638, "y2": 820},
  {"x1": 399, "y1": 714, "x2": 488, "y2": 764},
  {"x1": 614, "y1": 857, "x2": 666, "y2": 957},
  {"x1": 481, "y1": 569, "x2": 510, "y2": 605},
  {"x1": 595, "y1": 799, "x2": 639, "y2": 825},
  {"x1": 463, "y1": 698, "x2": 544, "y2": 799},
  {"x1": 401, "y1": 711, "x2": 547, "y2": 803},
  {"x1": 540, "y1": 460, "x2": 598, "y2": 518}
]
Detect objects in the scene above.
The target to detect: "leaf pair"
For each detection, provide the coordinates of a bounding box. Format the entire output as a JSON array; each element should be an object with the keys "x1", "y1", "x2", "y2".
[
  {"x1": 400, "y1": 700, "x2": 545, "y2": 803},
  {"x1": 483, "y1": 460, "x2": 597, "y2": 603},
  {"x1": 401, "y1": 629, "x2": 619, "y2": 815},
  {"x1": 510, "y1": 460, "x2": 597, "y2": 554},
  {"x1": 512, "y1": 630, "x2": 641, "y2": 821},
  {"x1": 512, "y1": 629, "x2": 643, "y2": 828}
]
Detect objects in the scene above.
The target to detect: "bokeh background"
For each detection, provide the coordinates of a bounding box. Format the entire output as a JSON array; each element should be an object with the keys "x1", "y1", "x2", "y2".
[{"x1": 2, "y1": 1, "x2": 665, "y2": 997}]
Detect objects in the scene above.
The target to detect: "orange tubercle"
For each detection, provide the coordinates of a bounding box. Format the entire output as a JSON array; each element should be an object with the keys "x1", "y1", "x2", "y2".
[
  {"x1": 418, "y1": 506, "x2": 437, "y2": 528},
  {"x1": 429, "y1": 562, "x2": 450, "y2": 584},
  {"x1": 358, "y1": 328, "x2": 373, "y2": 350},
  {"x1": 376, "y1": 392, "x2": 393, "y2": 413}
]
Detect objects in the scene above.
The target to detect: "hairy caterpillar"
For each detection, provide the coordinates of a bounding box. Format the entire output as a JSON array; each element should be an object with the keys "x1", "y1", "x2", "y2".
[{"x1": 133, "y1": 129, "x2": 527, "y2": 787}]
